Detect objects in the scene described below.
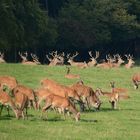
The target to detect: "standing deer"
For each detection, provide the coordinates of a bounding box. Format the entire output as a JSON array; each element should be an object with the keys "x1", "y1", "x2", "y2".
[
  {"x1": 19, "y1": 52, "x2": 40, "y2": 65},
  {"x1": 41, "y1": 94, "x2": 80, "y2": 121},
  {"x1": 88, "y1": 51, "x2": 99, "y2": 67},
  {"x1": 0, "y1": 52, "x2": 6, "y2": 63},
  {"x1": 67, "y1": 52, "x2": 88, "y2": 68},
  {"x1": 65, "y1": 66, "x2": 80, "y2": 79},
  {"x1": 125, "y1": 54, "x2": 135, "y2": 69},
  {"x1": 132, "y1": 73, "x2": 140, "y2": 89},
  {"x1": 0, "y1": 76, "x2": 18, "y2": 90}
]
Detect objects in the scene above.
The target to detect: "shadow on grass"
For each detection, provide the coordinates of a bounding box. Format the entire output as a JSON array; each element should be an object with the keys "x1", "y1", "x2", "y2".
[
  {"x1": 80, "y1": 119, "x2": 98, "y2": 123},
  {"x1": 0, "y1": 115, "x2": 13, "y2": 120}
]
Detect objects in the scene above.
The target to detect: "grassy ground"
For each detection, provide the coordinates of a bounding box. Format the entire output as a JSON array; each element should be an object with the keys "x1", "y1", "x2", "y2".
[{"x1": 0, "y1": 63, "x2": 140, "y2": 140}]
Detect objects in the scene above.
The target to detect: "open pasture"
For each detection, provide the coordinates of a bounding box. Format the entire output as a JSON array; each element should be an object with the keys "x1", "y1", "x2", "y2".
[{"x1": 0, "y1": 63, "x2": 140, "y2": 140}]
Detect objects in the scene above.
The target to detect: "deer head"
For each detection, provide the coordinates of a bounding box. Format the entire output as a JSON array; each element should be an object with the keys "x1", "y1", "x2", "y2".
[
  {"x1": 125, "y1": 54, "x2": 135, "y2": 68},
  {"x1": 88, "y1": 51, "x2": 99, "y2": 66},
  {"x1": 31, "y1": 53, "x2": 41, "y2": 65},
  {"x1": 18, "y1": 52, "x2": 28, "y2": 62},
  {"x1": 67, "y1": 52, "x2": 79, "y2": 63}
]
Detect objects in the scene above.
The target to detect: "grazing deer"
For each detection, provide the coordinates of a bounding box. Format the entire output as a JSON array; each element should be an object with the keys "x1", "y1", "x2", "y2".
[
  {"x1": 0, "y1": 52, "x2": 6, "y2": 63},
  {"x1": 0, "y1": 76, "x2": 18, "y2": 90},
  {"x1": 65, "y1": 66, "x2": 80, "y2": 79},
  {"x1": 13, "y1": 85, "x2": 37, "y2": 109},
  {"x1": 19, "y1": 52, "x2": 40, "y2": 65},
  {"x1": 41, "y1": 94, "x2": 80, "y2": 121},
  {"x1": 95, "y1": 88, "x2": 130, "y2": 109},
  {"x1": 67, "y1": 52, "x2": 88, "y2": 68},
  {"x1": 110, "y1": 81, "x2": 128, "y2": 93},
  {"x1": 132, "y1": 73, "x2": 140, "y2": 89},
  {"x1": 46, "y1": 51, "x2": 64, "y2": 66},
  {"x1": 40, "y1": 78, "x2": 83, "y2": 110},
  {"x1": 71, "y1": 82, "x2": 102, "y2": 111},
  {"x1": 0, "y1": 90, "x2": 19, "y2": 118},
  {"x1": 125, "y1": 54, "x2": 135, "y2": 69},
  {"x1": 13, "y1": 89, "x2": 29, "y2": 119},
  {"x1": 88, "y1": 51, "x2": 99, "y2": 67},
  {"x1": 112, "y1": 54, "x2": 125, "y2": 68}
]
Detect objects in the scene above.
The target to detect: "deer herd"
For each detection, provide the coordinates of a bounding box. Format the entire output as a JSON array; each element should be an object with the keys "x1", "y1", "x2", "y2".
[{"x1": 0, "y1": 50, "x2": 139, "y2": 122}]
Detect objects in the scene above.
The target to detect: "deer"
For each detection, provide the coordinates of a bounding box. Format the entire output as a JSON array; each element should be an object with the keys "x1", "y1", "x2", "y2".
[
  {"x1": 110, "y1": 81, "x2": 128, "y2": 93},
  {"x1": 41, "y1": 94, "x2": 80, "y2": 121},
  {"x1": 0, "y1": 52, "x2": 6, "y2": 63},
  {"x1": 19, "y1": 52, "x2": 40, "y2": 65},
  {"x1": 0, "y1": 90, "x2": 19, "y2": 118},
  {"x1": 46, "y1": 51, "x2": 64, "y2": 66},
  {"x1": 132, "y1": 73, "x2": 140, "y2": 89},
  {"x1": 87, "y1": 51, "x2": 99, "y2": 67},
  {"x1": 67, "y1": 52, "x2": 88, "y2": 68},
  {"x1": 96, "y1": 54, "x2": 115, "y2": 69},
  {"x1": 0, "y1": 76, "x2": 18, "y2": 90},
  {"x1": 95, "y1": 88, "x2": 130, "y2": 109},
  {"x1": 112, "y1": 54, "x2": 125, "y2": 68},
  {"x1": 40, "y1": 78, "x2": 83, "y2": 110},
  {"x1": 70, "y1": 82, "x2": 102, "y2": 111},
  {"x1": 13, "y1": 85, "x2": 37, "y2": 110},
  {"x1": 125, "y1": 54, "x2": 135, "y2": 69},
  {"x1": 65, "y1": 66, "x2": 80, "y2": 79}
]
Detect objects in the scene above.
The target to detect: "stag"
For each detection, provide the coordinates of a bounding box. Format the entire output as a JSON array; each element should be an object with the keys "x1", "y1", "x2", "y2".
[
  {"x1": 0, "y1": 52, "x2": 6, "y2": 63},
  {"x1": 125, "y1": 54, "x2": 135, "y2": 69},
  {"x1": 88, "y1": 51, "x2": 99, "y2": 67},
  {"x1": 132, "y1": 73, "x2": 140, "y2": 89},
  {"x1": 67, "y1": 52, "x2": 88, "y2": 68},
  {"x1": 46, "y1": 51, "x2": 64, "y2": 66}
]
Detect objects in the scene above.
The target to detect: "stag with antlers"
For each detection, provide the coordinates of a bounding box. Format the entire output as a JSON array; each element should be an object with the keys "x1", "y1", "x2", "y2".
[
  {"x1": 67, "y1": 52, "x2": 88, "y2": 68},
  {"x1": 125, "y1": 54, "x2": 135, "y2": 69},
  {"x1": 87, "y1": 51, "x2": 99, "y2": 67}
]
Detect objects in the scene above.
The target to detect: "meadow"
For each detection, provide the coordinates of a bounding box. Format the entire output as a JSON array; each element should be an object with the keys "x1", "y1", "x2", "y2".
[{"x1": 0, "y1": 63, "x2": 140, "y2": 140}]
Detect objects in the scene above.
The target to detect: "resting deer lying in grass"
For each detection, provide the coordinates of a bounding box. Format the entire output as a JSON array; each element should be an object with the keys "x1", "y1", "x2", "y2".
[
  {"x1": 0, "y1": 76, "x2": 18, "y2": 90},
  {"x1": 67, "y1": 52, "x2": 88, "y2": 68},
  {"x1": 0, "y1": 90, "x2": 19, "y2": 118},
  {"x1": 95, "y1": 88, "x2": 130, "y2": 109},
  {"x1": 65, "y1": 66, "x2": 80, "y2": 79},
  {"x1": 132, "y1": 73, "x2": 140, "y2": 89},
  {"x1": 13, "y1": 85, "x2": 37, "y2": 109},
  {"x1": 19, "y1": 52, "x2": 41, "y2": 65},
  {"x1": 41, "y1": 94, "x2": 80, "y2": 121},
  {"x1": 88, "y1": 51, "x2": 99, "y2": 67},
  {"x1": 0, "y1": 52, "x2": 6, "y2": 63},
  {"x1": 40, "y1": 78, "x2": 83, "y2": 110},
  {"x1": 46, "y1": 51, "x2": 65, "y2": 66},
  {"x1": 110, "y1": 81, "x2": 128, "y2": 93},
  {"x1": 71, "y1": 82, "x2": 102, "y2": 111},
  {"x1": 125, "y1": 54, "x2": 135, "y2": 69}
]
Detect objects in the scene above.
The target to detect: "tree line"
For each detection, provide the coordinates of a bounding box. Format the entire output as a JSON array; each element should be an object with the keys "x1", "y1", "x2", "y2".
[{"x1": 0, "y1": 0, "x2": 140, "y2": 62}]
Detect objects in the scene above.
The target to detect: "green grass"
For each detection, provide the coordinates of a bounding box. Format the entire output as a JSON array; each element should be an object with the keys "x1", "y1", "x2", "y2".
[{"x1": 0, "y1": 63, "x2": 140, "y2": 140}]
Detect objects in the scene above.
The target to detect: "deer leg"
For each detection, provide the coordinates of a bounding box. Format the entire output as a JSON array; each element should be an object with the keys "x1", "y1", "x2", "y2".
[
  {"x1": 6, "y1": 106, "x2": 10, "y2": 117},
  {"x1": 41, "y1": 103, "x2": 51, "y2": 119},
  {"x1": 86, "y1": 98, "x2": 91, "y2": 110}
]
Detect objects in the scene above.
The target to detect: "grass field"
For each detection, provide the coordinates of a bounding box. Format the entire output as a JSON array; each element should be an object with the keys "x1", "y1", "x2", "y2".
[{"x1": 0, "y1": 63, "x2": 140, "y2": 140}]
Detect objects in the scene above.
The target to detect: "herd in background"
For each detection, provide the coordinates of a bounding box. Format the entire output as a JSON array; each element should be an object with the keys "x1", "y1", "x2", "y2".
[
  {"x1": 0, "y1": 51, "x2": 135, "y2": 69},
  {"x1": 0, "y1": 71, "x2": 140, "y2": 121}
]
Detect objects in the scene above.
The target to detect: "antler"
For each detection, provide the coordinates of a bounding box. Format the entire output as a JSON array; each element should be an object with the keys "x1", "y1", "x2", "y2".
[
  {"x1": 31, "y1": 53, "x2": 40, "y2": 64},
  {"x1": 0, "y1": 52, "x2": 4, "y2": 58},
  {"x1": 88, "y1": 51, "x2": 99, "y2": 59},
  {"x1": 18, "y1": 51, "x2": 28, "y2": 62}
]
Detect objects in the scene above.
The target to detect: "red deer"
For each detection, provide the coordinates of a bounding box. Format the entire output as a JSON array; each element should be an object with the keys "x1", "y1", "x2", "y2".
[
  {"x1": 125, "y1": 54, "x2": 135, "y2": 69},
  {"x1": 13, "y1": 85, "x2": 37, "y2": 109},
  {"x1": 132, "y1": 73, "x2": 140, "y2": 89},
  {"x1": 0, "y1": 52, "x2": 6, "y2": 63},
  {"x1": 88, "y1": 51, "x2": 99, "y2": 67},
  {"x1": 65, "y1": 66, "x2": 80, "y2": 79},
  {"x1": 0, "y1": 76, "x2": 18, "y2": 90},
  {"x1": 95, "y1": 88, "x2": 130, "y2": 109},
  {"x1": 46, "y1": 51, "x2": 65, "y2": 66},
  {"x1": 110, "y1": 81, "x2": 128, "y2": 93},
  {"x1": 41, "y1": 94, "x2": 80, "y2": 121},
  {"x1": 71, "y1": 82, "x2": 102, "y2": 111},
  {"x1": 40, "y1": 78, "x2": 83, "y2": 110},
  {"x1": 19, "y1": 52, "x2": 40, "y2": 65},
  {"x1": 67, "y1": 52, "x2": 88, "y2": 68},
  {"x1": 0, "y1": 90, "x2": 19, "y2": 118}
]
